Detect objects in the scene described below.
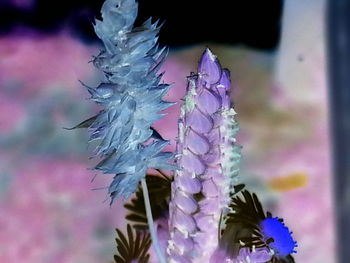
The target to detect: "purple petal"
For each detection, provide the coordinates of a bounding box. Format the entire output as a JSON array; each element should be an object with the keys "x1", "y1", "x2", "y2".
[
  {"x1": 175, "y1": 173, "x2": 201, "y2": 194},
  {"x1": 194, "y1": 213, "x2": 214, "y2": 231},
  {"x1": 205, "y1": 126, "x2": 220, "y2": 144},
  {"x1": 172, "y1": 208, "x2": 197, "y2": 234},
  {"x1": 201, "y1": 167, "x2": 223, "y2": 181},
  {"x1": 168, "y1": 254, "x2": 193, "y2": 263},
  {"x1": 218, "y1": 69, "x2": 231, "y2": 90},
  {"x1": 217, "y1": 69, "x2": 231, "y2": 108},
  {"x1": 180, "y1": 151, "x2": 206, "y2": 174},
  {"x1": 238, "y1": 247, "x2": 272, "y2": 263},
  {"x1": 202, "y1": 179, "x2": 219, "y2": 197},
  {"x1": 185, "y1": 129, "x2": 210, "y2": 155},
  {"x1": 199, "y1": 198, "x2": 220, "y2": 214},
  {"x1": 172, "y1": 229, "x2": 195, "y2": 253},
  {"x1": 193, "y1": 232, "x2": 215, "y2": 253},
  {"x1": 186, "y1": 107, "x2": 213, "y2": 134},
  {"x1": 202, "y1": 145, "x2": 220, "y2": 164},
  {"x1": 210, "y1": 249, "x2": 229, "y2": 263},
  {"x1": 173, "y1": 189, "x2": 198, "y2": 214},
  {"x1": 198, "y1": 48, "x2": 222, "y2": 85},
  {"x1": 195, "y1": 88, "x2": 221, "y2": 114}
]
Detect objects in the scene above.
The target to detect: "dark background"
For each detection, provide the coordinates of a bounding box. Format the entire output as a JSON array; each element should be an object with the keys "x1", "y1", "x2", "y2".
[{"x1": 0, "y1": 0, "x2": 283, "y2": 49}]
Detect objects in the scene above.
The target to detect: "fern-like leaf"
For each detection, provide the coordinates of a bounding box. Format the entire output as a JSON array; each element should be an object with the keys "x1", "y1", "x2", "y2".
[
  {"x1": 124, "y1": 172, "x2": 172, "y2": 230},
  {"x1": 114, "y1": 224, "x2": 151, "y2": 263},
  {"x1": 223, "y1": 191, "x2": 266, "y2": 251},
  {"x1": 226, "y1": 190, "x2": 266, "y2": 229}
]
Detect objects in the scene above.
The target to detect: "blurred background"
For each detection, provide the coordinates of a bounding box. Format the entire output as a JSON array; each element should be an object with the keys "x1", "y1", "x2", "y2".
[{"x1": 0, "y1": 0, "x2": 337, "y2": 262}]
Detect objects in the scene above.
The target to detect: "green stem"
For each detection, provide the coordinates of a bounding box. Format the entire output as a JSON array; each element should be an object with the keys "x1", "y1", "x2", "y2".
[{"x1": 141, "y1": 178, "x2": 167, "y2": 263}]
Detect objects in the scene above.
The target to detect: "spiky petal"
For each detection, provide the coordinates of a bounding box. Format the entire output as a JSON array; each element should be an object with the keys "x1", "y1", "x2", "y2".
[
  {"x1": 167, "y1": 48, "x2": 241, "y2": 262},
  {"x1": 79, "y1": 0, "x2": 175, "y2": 204}
]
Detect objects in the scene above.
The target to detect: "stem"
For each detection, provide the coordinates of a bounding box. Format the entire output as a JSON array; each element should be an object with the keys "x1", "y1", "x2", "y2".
[{"x1": 141, "y1": 178, "x2": 167, "y2": 263}]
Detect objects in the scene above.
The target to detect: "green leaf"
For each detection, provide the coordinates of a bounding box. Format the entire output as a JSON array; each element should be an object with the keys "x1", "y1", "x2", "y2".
[{"x1": 113, "y1": 224, "x2": 151, "y2": 263}]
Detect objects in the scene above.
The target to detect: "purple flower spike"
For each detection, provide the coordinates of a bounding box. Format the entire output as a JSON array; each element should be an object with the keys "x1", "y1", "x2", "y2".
[{"x1": 167, "y1": 48, "x2": 241, "y2": 262}]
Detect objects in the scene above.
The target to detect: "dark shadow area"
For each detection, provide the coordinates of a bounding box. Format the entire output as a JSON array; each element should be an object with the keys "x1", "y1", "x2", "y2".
[{"x1": 0, "y1": 0, "x2": 282, "y2": 49}]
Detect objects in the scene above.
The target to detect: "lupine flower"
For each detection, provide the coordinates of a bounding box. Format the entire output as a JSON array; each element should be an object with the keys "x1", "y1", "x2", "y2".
[
  {"x1": 217, "y1": 190, "x2": 297, "y2": 263},
  {"x1": 74, "y1": 0, "x2": 175, "y2": 204},
  {"x1": 167, "y1": 48, "x2": 241, "y2": 263}
]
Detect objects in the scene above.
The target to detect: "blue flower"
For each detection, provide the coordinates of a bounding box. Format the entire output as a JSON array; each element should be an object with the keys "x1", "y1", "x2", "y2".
[
  {"x1": 260, "y1": 217, "x2": 298, "y2": 257},
  {"x1": 218, "y1": 190, "x2": 297, "y2": 262}
]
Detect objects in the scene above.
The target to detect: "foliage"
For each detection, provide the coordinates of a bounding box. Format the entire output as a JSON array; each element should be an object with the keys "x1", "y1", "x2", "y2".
[{"x1": 114, "y1": 224, "x2": 151, "y2": 263}]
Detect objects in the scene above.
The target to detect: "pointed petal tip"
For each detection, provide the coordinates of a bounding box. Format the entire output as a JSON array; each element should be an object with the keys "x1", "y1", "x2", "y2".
[
  {"x1": 218, "y1": 68, "x2": 231, "y2": 90},
  {"x1": 203, "y1": 48, "x2": 217, "y2": 62},
  {"x1": 198, "y1": 48, "x2": 222, "y2": 84}
]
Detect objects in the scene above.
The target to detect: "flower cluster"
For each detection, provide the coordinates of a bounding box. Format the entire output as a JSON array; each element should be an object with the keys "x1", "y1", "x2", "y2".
[
  {"x1": 167, "y1": 48, "x2": 241, "y2": 263},
  {"x1": 74, "y1": 0, "x2": 299, "y2": 262},
  {"x1": 76, "y1": 0, "x2": 175, "y2": 204},
  {"x1": 214, "y1": 190, "x2": 297, "y2": 263}
]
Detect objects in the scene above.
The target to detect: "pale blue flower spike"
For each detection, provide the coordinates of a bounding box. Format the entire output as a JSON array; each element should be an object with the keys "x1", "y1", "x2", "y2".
[{"x1": 79, "y1": 0, "x2": 175, "y2": 204}]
